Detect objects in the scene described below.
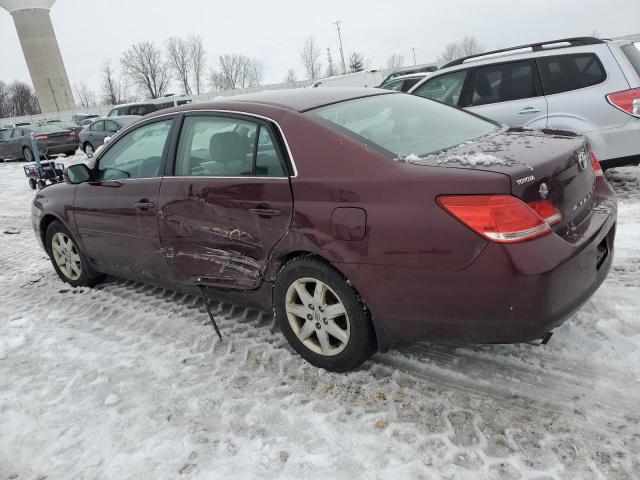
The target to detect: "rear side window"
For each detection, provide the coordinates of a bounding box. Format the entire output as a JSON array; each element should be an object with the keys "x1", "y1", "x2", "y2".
[
  {"x1": 469, "y1": 61, "x2": 537, "y2": 106},
  {"x1": 537, "y1": 54, "x2": 606, "y2": 95},
  {"x1": 91, "y1": 121, "x2": 105, "y2": 131},
  {"x1": 621, "y1": 43, "x2": 640, "y2": 77}
]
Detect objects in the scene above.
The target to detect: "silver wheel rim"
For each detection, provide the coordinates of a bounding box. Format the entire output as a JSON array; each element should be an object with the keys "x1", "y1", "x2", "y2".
[
  {"x1": 51, "y1": 232, "x2": 82, "y2": 281},
  {"x1": 85, "y1": 145, "x2": 93, "y2": 158},
  {"x1": 285, "y1": 277, "x2": 350, "y2": 356},
  {"x1": 25, "y1": 149, "x2": 32, "y2": 161}
]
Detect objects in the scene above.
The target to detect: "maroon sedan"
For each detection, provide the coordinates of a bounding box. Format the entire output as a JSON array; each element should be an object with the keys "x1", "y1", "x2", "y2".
[{"x1": 31, "y1": 88, "x2": 616, "y2": 372}]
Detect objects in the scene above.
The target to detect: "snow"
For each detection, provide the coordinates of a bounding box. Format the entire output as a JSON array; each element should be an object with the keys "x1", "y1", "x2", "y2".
[
  {"x1": 1, "y1": 154, "x2": 640, "y2": 479},
  {"x1": 439, "y1": 153, "x2": 508, "y2": 167}
]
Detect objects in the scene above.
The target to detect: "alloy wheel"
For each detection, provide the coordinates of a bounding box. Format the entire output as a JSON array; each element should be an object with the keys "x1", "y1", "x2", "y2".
[
  {"x1": 24, "y1": 148, "x2": 33, "y2": 162},
  {"x1": 85, "y1": 144, "x2": 94, "y2": 158},
  {"x1": 51, "y1": 232, "x2": 82, "y2": 281},
  {"x1": 285, "y1": 277, "x2": 350, "y2": 356}
]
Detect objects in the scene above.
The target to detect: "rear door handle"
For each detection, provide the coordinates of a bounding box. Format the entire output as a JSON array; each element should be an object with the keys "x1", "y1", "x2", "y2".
[
  {"x1": 134, "y1": 201, "x2": 155, "y2": 211},
  {"x1": 249, "y1": 207, "x2": 281, "y2": 217},
  {"x1": 517, "y1": 107, "x2": 541, "y2": 114}
]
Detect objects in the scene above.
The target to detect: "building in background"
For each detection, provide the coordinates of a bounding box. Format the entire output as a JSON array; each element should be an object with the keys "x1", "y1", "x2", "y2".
[{"x1": 0, "y1": 0, "x2": 75, "y2": 113}]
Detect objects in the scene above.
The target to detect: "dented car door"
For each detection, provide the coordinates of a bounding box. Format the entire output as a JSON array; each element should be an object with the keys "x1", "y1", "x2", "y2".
[{"x1": 157, "y1": 113, "x2": 293, "y2": 289}]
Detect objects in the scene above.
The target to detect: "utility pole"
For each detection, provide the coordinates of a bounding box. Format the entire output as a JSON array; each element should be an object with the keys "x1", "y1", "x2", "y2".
[
  {"x1": 334, "y1": 20, "x2": 347, "y2": 75},
  {"x1": 411, "y1": 48, "x2": 417, "y2": 65}
]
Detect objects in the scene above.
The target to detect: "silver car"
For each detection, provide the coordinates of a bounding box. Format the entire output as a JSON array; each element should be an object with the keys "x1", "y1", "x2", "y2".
[
  {"x1": 409, "y1": 37, "x2": 640, "y2": 168},
  {"x1": 79, "y1": 116, "x2": 140, "y2": 158}
]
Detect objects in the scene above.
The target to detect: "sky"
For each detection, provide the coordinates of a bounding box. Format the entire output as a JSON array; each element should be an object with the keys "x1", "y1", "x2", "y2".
[{"x1": 1, "y1": 0, "x2": 639, "y2": 98}]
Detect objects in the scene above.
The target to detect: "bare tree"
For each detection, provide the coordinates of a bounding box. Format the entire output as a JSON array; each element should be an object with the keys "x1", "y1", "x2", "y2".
[
  {"x1": 439, "y1": 36, "x2": 485, "y2": 63},
  {"x1": 100, "y1": 59, "x2": 130, "y2": 105},
  {"x1": 7, "y1": 80, "x2": 40, "y2": 116},
  {"x1": 121, "y1": 41, "x2": 171, "y2": 99},
  {"x1": 348, "y1": 52, "x2": 364, "y2": 73},
  {"x1": 166, "y1": 36, "x2": 191, "y2": 94},
  {"x1": 386, "y1": 53, "x2": 405, "y2": 71},
  {"x1": 188, "y1": 34, "x2": 206, "y2": 94},
  {"x1": 0, "y1": 80, "x2": 10, "y2": 118},
  {"x1": 74, "y1": 82, "x2": 97, "y2": 108},
  {"x1": 284, "y1": 69, "x2": 297, "y2": 84},
  {"x1": 300, "y1": 37, "x2": 322, "y2": 80},
  {"x1": 326, "y1": 48, "x2": 338, "y2": 77},
  {"x1": 210, "y1": 54, "x2": 263, "y2": 90}
]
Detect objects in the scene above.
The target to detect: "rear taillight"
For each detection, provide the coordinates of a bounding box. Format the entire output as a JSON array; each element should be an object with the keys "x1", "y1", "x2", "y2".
[
  {"x1": 606, "y1": 88, "x2": 640, "y2": 117},
  {"x1": 529, "y1": 200, "x2": 562, "y2": 226},
  {"x1": 591, "y1": 151, "x2": 604, "y2": 178},
  {"x1": 438, "y1": 195, "x2": 561, "y2": 244},
  {"x1": 67, "y1": 131, "x2": 76, "y2": 136},
  {"x1": 35, "y1": 135, "x2": 48, "y2": 140}
]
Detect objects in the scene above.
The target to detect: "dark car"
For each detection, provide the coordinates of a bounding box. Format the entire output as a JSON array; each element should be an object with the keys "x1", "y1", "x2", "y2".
[
  {"x1": 0, "y1": 125, "x2": 79, "y2": 162},
  {"x1": 380, "y1": 73, "x2": 430, "y2": 92},
  {"x1": 41, "y1": 120, "x2": 83, "y2": 135},
  {"x1": 379, "y1": 64, "x2": 438, "y2": 86},
  {"x1": 72, "y1": 113, "x2": 100, "y2": 125},
  {"x1": 31, "y1": 88, "x2": 616, "y2": 372},
  {"x1": 79, "y1": 116, "x2": 140, "y2": 157}
]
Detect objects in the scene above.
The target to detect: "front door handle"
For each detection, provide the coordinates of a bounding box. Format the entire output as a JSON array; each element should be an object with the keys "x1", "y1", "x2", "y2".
[
  {"x1": 134, "y1": 201, "x2": 155, "y2": 211},
  {"x1": 517, "y1": 107, "x2": 541, "y2": 114},
  {"x1": 249, "y1": 206, "x2": 281, "y2": 218}
]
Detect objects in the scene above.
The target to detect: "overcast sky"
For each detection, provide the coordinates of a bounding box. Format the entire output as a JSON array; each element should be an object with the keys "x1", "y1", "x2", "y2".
[{"x1": 1, "y1": 0, "x2": 639, "y2": 97}]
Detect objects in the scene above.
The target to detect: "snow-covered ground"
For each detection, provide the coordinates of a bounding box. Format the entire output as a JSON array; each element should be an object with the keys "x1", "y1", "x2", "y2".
[{"x1": 0, "y1": 153, "x2": 639, "y2": 480}]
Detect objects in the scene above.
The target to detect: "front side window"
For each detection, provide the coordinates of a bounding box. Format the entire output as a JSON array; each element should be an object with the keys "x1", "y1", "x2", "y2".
[
  {"x1": 469, "y1": 61, "x2": 536, "y2": 106},
  {"x1": 412, "y1": 70, "x2": 467, "y2": 106},
  {"x1": 105, "y1": 120, "x2": 119, "y2": 133},
  {"x1": 0, "y1": 130, "x2": 11, "y2": 141},
  {"x1": 175, "y1": 116, "x2": 286, "y2": 177},
  {"x1": 310, "y1": 93, "x2": 498, "y2": 158},
  {"x1": 91, "y1": 121, "x2": 105, "y2": 132},
  {"x1": 537, "y1": 53, "x2": 606, "y2": 95},
  {"x1": 97, "y1": 119, "x2": 172, "y2": 181}
]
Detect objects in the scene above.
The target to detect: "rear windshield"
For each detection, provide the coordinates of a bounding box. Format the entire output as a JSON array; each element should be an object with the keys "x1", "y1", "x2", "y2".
[
  {"x1": 308, "y1": 93, "x2": 498, "y2": 158},
  {"x1": 31, "y1": 125, "x2": 68, "y2": 134},
  {"x1": 621, "y1": 43, "x2": 640, "y2": 77}
]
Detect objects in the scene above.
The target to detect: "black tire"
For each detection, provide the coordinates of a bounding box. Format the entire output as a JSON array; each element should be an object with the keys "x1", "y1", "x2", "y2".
[
  {"x1": 36, "y1": 179, "x2": 46, "y2": 189},
  {"x1": 274, "y1": 256, "x2": 377, "y2": 372},
  {"x1": 23, "y1": 146, "x2": 33, "y2": 162},
  {"x1": 65, "y1": 150, "x2": 77, "y2": 156},
  {"x1": 45, "y1": 220, "x2": 104, "y2": 287},
  {"x1": 84, "y1": 143, "x2": 95, "y2": 158},
  {"x1": 28, "y1": 178, "x2": 37, "y2": 189}
]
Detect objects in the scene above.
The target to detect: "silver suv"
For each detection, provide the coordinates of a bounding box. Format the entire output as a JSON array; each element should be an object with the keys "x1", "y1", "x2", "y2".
[{"x1": 409, "y1": 37, "x2": 640, "y2": 168}]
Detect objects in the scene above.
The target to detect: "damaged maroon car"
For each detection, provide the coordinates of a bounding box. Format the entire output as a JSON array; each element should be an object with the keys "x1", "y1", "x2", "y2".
[{"x1": 31, "y1": 88, "x2": 616, "y2": 372}]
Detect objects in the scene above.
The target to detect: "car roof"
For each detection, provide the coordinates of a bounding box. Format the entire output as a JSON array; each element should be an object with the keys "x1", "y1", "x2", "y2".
[{"x1": 168, "y1": 88, "x2": 393, "y2": 114}]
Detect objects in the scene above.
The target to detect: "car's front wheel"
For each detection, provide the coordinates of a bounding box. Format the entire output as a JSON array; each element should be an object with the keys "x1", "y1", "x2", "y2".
[
  {"x1": 274, "y1": 257, "x2": 377, "y2": 372},
  {"x1": 45, "y1": 220, "x2": 104, "y2": 287}
]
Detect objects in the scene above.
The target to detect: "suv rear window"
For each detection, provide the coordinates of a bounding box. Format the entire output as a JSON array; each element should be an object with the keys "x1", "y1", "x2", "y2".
[
  {"x1": 537, "y1": 54, "x2": 606, "y2": 95},
  {"x1": 621, "y1": 43, "x2": 640, "y2": 77}
]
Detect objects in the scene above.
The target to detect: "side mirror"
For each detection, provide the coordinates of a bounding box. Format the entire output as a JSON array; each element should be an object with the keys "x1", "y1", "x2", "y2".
[{"x1": 64, "y1": 163, "x2": 91, "y2": 184}]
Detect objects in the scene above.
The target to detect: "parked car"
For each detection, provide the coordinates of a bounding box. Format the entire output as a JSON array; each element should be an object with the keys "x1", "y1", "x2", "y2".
[
  {"x1": 32, "y1": 88, "x2": 616, "y2": 372},
  {"x1": 409, "y1": 37, "x2": 640, "y2": 169},
  {"x1": 379, "y1": 64, "x2": 438, "y2": 86},
  {"x1": 72, "y1": 113, "x2": 100, "y2": 124},
  {"x1": 379, "y1": 72, "x2": 431, "y2": 92},
  {"x1": 2, "y1": 122, "x2": 31, "y2": 129},
  {"x1": 79, "y1": 116, "x2": 140, "y2": 157},
  {"x1": 312, "y1": 70, "x2": 386, "y2": 88},
  {"x1": 0, "y1": 125, "x2": 78, "y2": 162},
  {"x1": 107, "y1": 96, "x2": 192, "y2": 117}
]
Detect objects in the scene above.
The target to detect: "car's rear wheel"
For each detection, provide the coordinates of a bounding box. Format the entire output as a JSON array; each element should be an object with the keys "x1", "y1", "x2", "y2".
[
  {"x1": 45, "y1": 220, "x2": 104, "y2": 287},
  {"x1": 84, "y1": 143, "x2": 94, "y2": 158},
  {"x1": 274, "y1": 257, "x2": 377, "y2": 372},
  {"x1": 23, "y1": 146, "x2": 33, "y2": 162}
]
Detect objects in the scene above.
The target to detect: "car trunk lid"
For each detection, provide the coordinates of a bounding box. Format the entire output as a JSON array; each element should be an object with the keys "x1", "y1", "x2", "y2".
[{"x1": 409, "y1": 128, "x2": 597, "y2": 237}]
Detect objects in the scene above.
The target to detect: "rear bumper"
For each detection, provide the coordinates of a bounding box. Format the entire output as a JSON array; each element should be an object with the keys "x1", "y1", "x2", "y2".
[
  {"x1": 37, "y1": 140, "x2": 79, "y2": 155},
  {"x1": 336, "y1": 185, "x2": 617, "y2": 352}
]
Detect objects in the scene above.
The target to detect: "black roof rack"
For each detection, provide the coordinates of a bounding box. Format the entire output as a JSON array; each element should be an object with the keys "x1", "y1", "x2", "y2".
[{"x1": 441, "y1": 37, "x2": 605, "y2": 69}]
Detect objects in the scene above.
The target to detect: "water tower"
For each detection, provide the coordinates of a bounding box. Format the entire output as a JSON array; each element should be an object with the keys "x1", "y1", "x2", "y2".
[{"x1": 0, "y1": 0, "x2": 75, "y2": 113}]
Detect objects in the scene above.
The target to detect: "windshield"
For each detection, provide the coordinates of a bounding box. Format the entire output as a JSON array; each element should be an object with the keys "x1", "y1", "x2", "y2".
[{"x1": 309, "y1": 93, "x2": 498, "y2": 158}]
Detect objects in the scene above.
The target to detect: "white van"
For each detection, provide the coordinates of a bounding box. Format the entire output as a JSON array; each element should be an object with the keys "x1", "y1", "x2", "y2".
[{"x1": 312, "y1": 70, "x2": 387, "y2": 88}]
